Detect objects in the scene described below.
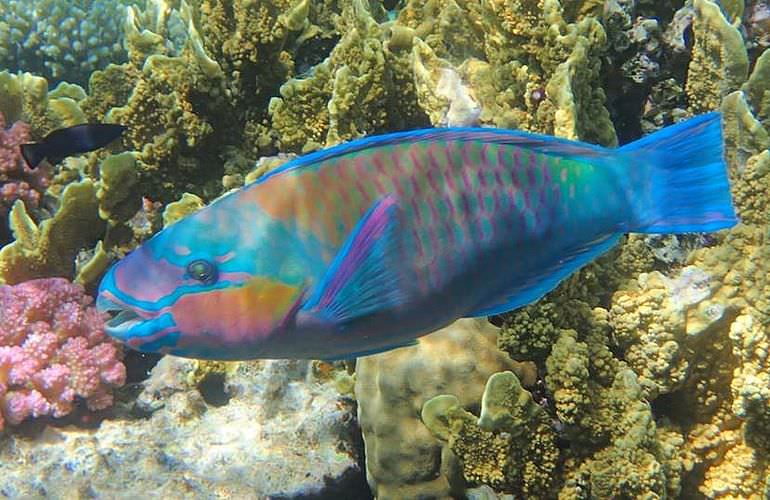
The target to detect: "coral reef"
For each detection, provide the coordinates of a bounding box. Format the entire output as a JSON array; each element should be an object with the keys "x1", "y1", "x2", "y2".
[
  {"x1": 268, "y1": 0, "x2": 428, "y2": 152},
  {"x1": 0, "y1": 0, "x2": 769, "y2": 496},
  {"x1": 686, "y1": 0, "x2": 749, "y2": 113},
  {"x1": 0, "y1": 180, "x2": 104, "y2": 285},
  {"x1": 0, "y1": 71, "x2": 89, "y2": 140},
  {"x1": 0, "y1": 355, "x2": 366, "y2": 497},
  {"x1": 0, "y1": 0, "x2": 131, "y2": 85},
  {"x1": 398, "y1": 0, "x2": 617, "y2": 145},
  {"x1": 0, "y1": 112, "x2": 50, "y2": 244},
  {"x1": 0, "y1": 278, "x2": 125, "y2": 430},
  {"x1": 422, "y1": 371, "x2": 559, "y2": 497},
  {"x1": 355, "y1": 318, "x2": 534, "y2": 499}
]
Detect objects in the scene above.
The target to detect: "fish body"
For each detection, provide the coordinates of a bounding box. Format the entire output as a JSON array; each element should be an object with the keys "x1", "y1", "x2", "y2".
[
  {"x1": 21, "y1": 123, "x2": 127, "y2": 168},
  {"x1": 97, "y1": 113, "x2": 736, "y2": 360}
]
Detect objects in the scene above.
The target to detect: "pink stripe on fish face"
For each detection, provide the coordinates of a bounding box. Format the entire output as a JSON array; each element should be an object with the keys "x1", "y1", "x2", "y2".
[
  {"x1": 114, "y1": 247, "x2": 189, "y2": 303},
  {"x1": 169, "y1": 277, "x2": 304, "y2": 348},
  {"x1": 99, "y1": 289, "x2": 156, "y2": 319},
  {"x1": 215, "y1": 251, "x2": 236, "y2": 263}
]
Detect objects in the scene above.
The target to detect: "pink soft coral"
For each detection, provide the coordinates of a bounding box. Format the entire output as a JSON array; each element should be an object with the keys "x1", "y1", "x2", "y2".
[{"x1": 0, "y1": 278, "x2": 126, "y2": 430}]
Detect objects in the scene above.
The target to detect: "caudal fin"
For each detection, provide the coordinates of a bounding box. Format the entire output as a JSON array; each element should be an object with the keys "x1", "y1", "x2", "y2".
[
  {"x1": 619, "y1": 112, "x2": 737, "y2": 234},
  {"x1": 20, "y1": 143, "x2": 48, "y2": 169}
]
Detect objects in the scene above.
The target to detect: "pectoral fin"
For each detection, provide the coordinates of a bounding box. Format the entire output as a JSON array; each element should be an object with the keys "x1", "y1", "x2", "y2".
[{"x1": 300, "y1": 195, "x2": 405, "y2": 324}]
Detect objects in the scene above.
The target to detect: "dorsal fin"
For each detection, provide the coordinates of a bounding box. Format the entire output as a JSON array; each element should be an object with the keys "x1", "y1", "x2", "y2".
[{"x1": 254, "y1": 128, "x2": 612, "y2": 185}]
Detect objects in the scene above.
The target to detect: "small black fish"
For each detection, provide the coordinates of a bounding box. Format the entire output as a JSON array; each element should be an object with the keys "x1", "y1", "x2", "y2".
[{"x1": 20, "y1": 123, "x2": 127, "y2": 168}]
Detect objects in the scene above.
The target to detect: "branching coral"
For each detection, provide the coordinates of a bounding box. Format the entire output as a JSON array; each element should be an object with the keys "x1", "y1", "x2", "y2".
[
  {"x1": 0, "y1": 112, "x2": 50, "y2": 244},
  {"x1": 0, "y1": 0, "x2": 131, "y2": 85},
  {"x1": 0, "y1": 278, "x2": 125, "y2": 430}
]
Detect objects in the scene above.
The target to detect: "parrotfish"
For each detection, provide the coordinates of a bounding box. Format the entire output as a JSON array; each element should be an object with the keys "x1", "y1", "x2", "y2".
[
  {"x1": 96, "y1": 113, "x2": 737, "y2": 360},
  {"x1": 21, "y1": 123, "x2": 127, "y2": 168}
]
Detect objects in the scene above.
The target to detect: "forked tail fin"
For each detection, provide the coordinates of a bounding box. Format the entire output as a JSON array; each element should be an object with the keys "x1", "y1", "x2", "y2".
[{"x1": 618, "y1": 112, "x2": 737, "y2": 233}]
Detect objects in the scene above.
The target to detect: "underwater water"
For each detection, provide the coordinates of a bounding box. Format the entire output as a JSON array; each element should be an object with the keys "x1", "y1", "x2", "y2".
[{"x1": 1, "y1": 0, "x2": 770, "y2": 498}]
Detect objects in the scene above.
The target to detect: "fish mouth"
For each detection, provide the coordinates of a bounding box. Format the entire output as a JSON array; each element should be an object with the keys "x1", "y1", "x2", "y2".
[{"x1": 97, "y1": 295, "x2": 145, "y2": 340}]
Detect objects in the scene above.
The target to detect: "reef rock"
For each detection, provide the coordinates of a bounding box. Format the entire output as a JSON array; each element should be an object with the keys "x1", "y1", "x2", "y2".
[{"x1": 0, "y1": 356, "x2": 366, "y2": 498}]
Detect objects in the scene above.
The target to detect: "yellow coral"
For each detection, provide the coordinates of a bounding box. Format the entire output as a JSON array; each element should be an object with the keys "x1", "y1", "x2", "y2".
[
  {"x1": 422, "y1": 371, "x2": 559, "y2": 496},
  {"x1": 355, "y1": 319, "x2": 530, "y2": 499},
  {"x1": 162, "y1": 192, "x2": 205, "y2": 227},
  {"x1": 686, "y1": 0, "x2": 748, "y2": 113},
  {"x1": 0, "y1": 180, "x2": 105, "y2": 284}
]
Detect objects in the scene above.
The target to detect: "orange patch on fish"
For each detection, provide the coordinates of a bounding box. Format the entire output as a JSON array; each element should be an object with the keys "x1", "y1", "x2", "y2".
[{"x1": 171, "y1": 277, "x2": 304, "y2": 344}]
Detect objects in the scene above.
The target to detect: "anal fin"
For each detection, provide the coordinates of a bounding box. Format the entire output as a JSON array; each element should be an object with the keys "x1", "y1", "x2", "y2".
[
  {"x1": 467, "y1": 233, "x2": 622, "y2": 317},
  {"x1": 322, "y1": 339, "x2": 418, "y2": 361}
]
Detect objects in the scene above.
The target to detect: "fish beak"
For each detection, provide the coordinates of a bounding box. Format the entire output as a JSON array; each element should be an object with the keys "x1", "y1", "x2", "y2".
[{"x1": 96, "y1": 294, "x2": 143, "y2": 341}]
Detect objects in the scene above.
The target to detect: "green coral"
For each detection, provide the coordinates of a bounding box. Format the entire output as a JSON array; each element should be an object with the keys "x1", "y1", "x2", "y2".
[
  {"x1": 0, "y1": 180, "x2": 105, "y2": 284},
  {"x1": 97, "y1": 152, "x2": 141, "y2": 224},
  {"x1": 398, "y1": 0, "x2": 616, "y2": 144},
  {"x1": 609, "y1": 266, "x2": 735, "y2": 400},
  {"x1": 559, "y1": 369, "x2": 685, "y2": 499},
  {"x1": 81, "y1": 63, "x2": 141, "y2": 122},
  {"x1": 498, "y1": 234, "x2": 655, "y2": 363},
  {"x1": 0, "y1": 0, "x2": 131, "y2": 85},
  {"x1": 422, "y1": 371, "x2": 559, "y2": 497},
  {"x1": 162, "y1": 192, "x2": 205, "y2": 226},
  {"x1": 0, "y1": 71, "x2": 89, "y2": 139},
  {"x1": 269, "y1": 0, "x2": 427, "y2": 152}
]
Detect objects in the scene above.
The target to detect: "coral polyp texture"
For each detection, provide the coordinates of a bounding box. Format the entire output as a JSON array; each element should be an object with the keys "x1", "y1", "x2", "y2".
[
  {"x1": 0, "y1": 112, "x2": 50, "y2": 243},
  {"x1": 0, "y1": 278, "x2": 125, "y2": 430},
  {"x1": 0, "y1": 0, "x2": 131, "y2": 85}
]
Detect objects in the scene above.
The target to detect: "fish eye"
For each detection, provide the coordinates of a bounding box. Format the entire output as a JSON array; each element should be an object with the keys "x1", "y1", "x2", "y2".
[{"x1": 187, "y1": 259, "x2": 218, "y2": 285}]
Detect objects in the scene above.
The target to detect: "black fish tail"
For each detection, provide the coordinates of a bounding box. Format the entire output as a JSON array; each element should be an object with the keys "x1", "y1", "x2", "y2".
[{"x1": 20, "y1": 143, "x2": 48, "y2": 169}]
